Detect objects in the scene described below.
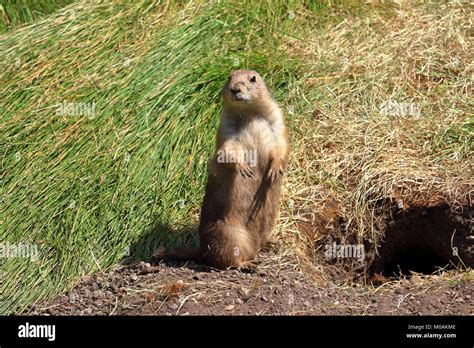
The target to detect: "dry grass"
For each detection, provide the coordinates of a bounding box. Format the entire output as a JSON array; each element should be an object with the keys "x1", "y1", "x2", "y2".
[{"x1": 275, "y1": 1, "x2": 473, "y2": 277}]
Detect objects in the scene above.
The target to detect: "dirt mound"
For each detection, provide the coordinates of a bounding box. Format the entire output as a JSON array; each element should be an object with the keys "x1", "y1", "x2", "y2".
[{"x1": 26, "y1": 250, "x2": 473, "y2": 316}]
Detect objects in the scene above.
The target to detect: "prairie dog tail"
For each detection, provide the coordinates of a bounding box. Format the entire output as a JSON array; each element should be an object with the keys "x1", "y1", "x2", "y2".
[{"x1": 153, "y1": 246, "x2": 202, "y2": 263}]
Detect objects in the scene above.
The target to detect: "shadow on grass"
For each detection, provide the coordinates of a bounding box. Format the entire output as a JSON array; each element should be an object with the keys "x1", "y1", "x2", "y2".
[{"x1": 120, "y1": 221, "x2": 211, "y2": 272}]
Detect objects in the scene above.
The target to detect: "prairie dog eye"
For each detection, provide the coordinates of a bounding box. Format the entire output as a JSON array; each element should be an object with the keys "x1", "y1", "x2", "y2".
[{"x1": 250, "y1": 76, "x2": 257, "y2": 83}]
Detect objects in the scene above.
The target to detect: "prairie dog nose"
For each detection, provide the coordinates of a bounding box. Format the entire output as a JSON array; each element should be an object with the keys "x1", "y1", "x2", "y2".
[{"x1": 230, "y1": 87, "x2": 241, "y2": 94}]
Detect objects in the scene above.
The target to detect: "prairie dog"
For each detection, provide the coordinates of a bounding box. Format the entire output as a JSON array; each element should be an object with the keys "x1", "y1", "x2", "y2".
[{"x1": 156, "y1": 70, "x2": 290, "y2": 269}]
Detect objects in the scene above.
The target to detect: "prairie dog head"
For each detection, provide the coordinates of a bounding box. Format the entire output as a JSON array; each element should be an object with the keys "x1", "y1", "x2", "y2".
[{"x1": 222, "y1": 70, "x2": 274, "y2": 113}]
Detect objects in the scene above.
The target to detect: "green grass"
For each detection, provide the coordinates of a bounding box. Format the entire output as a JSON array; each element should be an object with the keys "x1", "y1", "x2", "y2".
[{"x1": 0, "y1": 0, "x2": 75, "y2": 32}]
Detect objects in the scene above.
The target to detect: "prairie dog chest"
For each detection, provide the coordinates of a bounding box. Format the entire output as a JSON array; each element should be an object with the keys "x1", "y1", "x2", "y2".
[{"x1": 237, "y1": 118, "x2": 281, "y2": 154}]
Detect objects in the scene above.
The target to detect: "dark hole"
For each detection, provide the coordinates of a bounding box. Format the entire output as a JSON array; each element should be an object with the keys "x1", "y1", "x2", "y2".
[
  {"x1": 368, "y1": 205, "x2": 473, "y2": 280},
  {"x1": 382, "y1": 246, "x2": 450, "y2": 277}
]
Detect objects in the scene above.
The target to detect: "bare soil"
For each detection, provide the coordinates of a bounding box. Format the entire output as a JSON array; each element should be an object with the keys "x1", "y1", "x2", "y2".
[{"x1": 26, "y1": 249, "x2": 473, "y2": 316}]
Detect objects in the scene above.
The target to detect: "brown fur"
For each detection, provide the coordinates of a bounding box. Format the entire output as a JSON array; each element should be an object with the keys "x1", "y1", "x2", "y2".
[{"x1": 155, "y1": 70, "x2": 290, "y2": 269}]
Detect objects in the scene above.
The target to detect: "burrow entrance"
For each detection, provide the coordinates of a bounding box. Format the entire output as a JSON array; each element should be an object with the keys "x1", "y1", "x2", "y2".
[{"x1": 369, "y1": 205, "x2": 473, "y2": 278}]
